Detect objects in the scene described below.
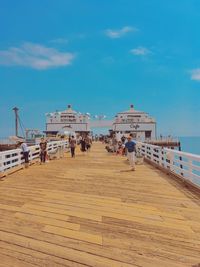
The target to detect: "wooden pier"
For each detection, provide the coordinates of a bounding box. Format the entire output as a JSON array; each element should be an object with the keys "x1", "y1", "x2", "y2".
[
  {"x1": 145, "y1": 140, "x2": 181, "y2": 149},
  {"x1": 0, "y1": 142, "x2": 200, "y2": 266}
]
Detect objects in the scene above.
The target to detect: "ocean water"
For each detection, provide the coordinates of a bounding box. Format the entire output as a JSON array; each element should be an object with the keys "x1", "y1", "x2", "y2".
[
  {"x1": 178, "y1": 137, "x2": 200, "y2": 186},
  {"x1": 179, "y1": 137, "x2": 200, "y2": 156}
]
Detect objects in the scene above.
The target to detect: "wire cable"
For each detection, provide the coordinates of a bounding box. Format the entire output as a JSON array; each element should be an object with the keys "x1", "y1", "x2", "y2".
[{"x1": 17, "y1": 114, "x2": 26, "y2": 138}]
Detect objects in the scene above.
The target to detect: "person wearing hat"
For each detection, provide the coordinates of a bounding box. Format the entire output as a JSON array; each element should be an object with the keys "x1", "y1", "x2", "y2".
[
  {"x1": 18, "y1": 140, "x2": 30, "y2": 168},
  {"x1": 125, "y1": 135, "x2": 136, "y2": 171}
]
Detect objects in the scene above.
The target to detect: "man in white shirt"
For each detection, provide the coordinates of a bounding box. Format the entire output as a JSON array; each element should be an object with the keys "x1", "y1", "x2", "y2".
[
  {"x1": 125, "y1": 136, "x2": 136, "y2": 171},
  {"x1": 19, "y1": 141, "x2": 30, "y2": 168}
]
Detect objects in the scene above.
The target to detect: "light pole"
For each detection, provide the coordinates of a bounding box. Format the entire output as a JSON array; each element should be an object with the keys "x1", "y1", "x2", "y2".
[{"x1": 13, "y1": 107, "x2": 19, "y2": 137}]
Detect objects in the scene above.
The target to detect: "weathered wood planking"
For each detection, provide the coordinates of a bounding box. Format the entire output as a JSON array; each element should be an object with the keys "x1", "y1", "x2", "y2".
[{"x1": 0, "y1": 142, "x2": 200, "y2": 266}]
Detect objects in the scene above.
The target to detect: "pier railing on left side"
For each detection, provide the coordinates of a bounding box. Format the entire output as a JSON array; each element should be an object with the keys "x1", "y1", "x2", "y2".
[
  {"x1": 138, "y1": 142, "x2": 200, "y2": 188},
  {"x1": 0, "y1": 141, "x2": 68, "y2": 174}
]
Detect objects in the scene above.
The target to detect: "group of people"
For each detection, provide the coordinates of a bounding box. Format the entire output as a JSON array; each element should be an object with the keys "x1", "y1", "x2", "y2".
[
  {"x1": 69, "y1": 134, "x2": 92, "y2": 158},
  {"x1": 18, "y1": 133, "x2": 93, "y2": 168},
  {"x1": 18, "y1": 137, "x2": 48, "y2": 168},
  {"x1": 18, "y1": 133, "x2": 137, "y2": 171},
  {"x1": 105, "y1": 134, "x2": 137, "y2": 171}
]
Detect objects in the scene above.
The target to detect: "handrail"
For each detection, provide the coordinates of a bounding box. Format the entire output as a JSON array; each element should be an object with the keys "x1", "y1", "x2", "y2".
[
  {"x1": 137, "y1": 142, "x2": 200, "y2": 187},
  {"x1": 0, "y1": 141, "x2": 68, "y2": 173}
]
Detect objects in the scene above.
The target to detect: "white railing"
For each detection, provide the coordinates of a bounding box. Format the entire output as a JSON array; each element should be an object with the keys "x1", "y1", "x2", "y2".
[
  {"x1": 138, "y1": 142, "x2": 200, "y2": 187},
  {"x1": 0, "y1": 141, "x2": 68, "y2": 173}
]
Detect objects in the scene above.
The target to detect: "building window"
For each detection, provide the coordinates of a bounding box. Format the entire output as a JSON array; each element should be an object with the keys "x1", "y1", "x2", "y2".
[{"x1": 145, "y1": 131, "x2": 151, "y2": 139}]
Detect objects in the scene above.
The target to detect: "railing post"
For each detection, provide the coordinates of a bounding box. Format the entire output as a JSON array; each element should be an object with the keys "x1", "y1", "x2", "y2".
[
  {"x1": 144, "y1": 144, "x2": 148, "y2": 158},
  {"x1": 150, "y1": 146, "x2": 153, "y2": 161},
  {"x1": 29, "y1": 148, "x2": 33, "y2": 163},
  {"x1": 18, "y1": 149, "x2": 23, "y2": 166},
  {"x1": 166, "y1": 150, "x2": 174, "y2": 171},
  {"x1": 188, "y1": 158, "x2": 193, "y2": 181},
  {"x1": 161, "y1": 147, "x2": 165, "y2": 167},
  {"x1": 0, "y1": 153, "x2": 5, "y2": 172},
  {"x1": 158, "y1": 148, "x2": 163, "y2": 166}
]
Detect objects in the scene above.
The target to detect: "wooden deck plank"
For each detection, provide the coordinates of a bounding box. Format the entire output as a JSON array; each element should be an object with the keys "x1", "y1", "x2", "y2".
[
  {"x1": 0, "y1": 231, "x2": 136, "y2": 267},
  {"x1": 43, "y1": 225, "x2": 102, "y2": 245},
  {"x1": 22, "y1": 203, "x2": 102, "y2": 222},
  {"x1": 15, "y1": 212, "x2": 80, "y2": 230},
  {"x1": 1, "y1": 142, "x2": 200, "y2": 266}
]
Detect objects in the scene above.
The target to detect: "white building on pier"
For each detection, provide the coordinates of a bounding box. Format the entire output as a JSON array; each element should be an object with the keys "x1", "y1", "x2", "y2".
[
  {"x1": 112, "y1": 105, "x2": 156, "y2": 140},
  {"x1": 45, "y1": 105, "x2": 90, "y2": 136}
]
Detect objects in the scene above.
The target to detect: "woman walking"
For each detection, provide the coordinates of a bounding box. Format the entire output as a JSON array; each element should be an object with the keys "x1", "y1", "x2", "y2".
[
  {"x1": 69, "y1": 136, "x2": 76, "y2": 158},
  {"x1": 80, "y1": 137, "x2": 86, "y2": 153},
  {"x1": 85, "y1": 135, "x2": 92, "y2": 151},
  {"x1": 40, "y1": 138, "x2": 47, "y2": 164}
]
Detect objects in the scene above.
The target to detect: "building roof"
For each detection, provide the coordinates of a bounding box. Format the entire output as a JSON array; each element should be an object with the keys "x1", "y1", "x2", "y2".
[
  {"x1": 61, "y1": 105, "x2": 77, "y2": 114},
  {"x1": 117, "y1": 105, "x2": 145, "y2": 115}
]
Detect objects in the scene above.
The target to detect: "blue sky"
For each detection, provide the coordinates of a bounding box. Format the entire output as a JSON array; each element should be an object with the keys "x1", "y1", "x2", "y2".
[{"x1": 1, "y1": 0, "x2": 200, "y2": 137}]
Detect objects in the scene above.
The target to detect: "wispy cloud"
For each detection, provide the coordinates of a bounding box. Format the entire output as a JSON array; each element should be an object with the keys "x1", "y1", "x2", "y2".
[
  {"x1": 130, "y1": 46, "x2": 151, "y2": 56},
  {"x1": 105, "y1": 26, "x2": 137, "y2": 39},
  {"x1": 0, "y1": 42, "x2": 75, "y2": 70},
  {"x1": 49, "y1": 38, "x2": 68, "y2": 44},
  {"x1": 190, "y1": 69, "x2": 200, "y2": 81}
]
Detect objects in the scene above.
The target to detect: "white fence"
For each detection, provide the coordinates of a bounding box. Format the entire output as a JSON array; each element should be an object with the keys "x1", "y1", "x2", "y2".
[
  {"x1": 0, "y1": 141, "x2": 68, "y2": 173},
  {"x1": 1, "y1": 140, "x2": 200, "y2": 188},
  {"x1": 138, "y1": 142, "x2": 200, "y2": 187}
]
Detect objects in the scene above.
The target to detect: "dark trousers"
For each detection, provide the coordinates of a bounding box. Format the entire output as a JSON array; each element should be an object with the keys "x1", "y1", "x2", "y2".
[
  {"x1": 23, "y1": 151, "x2": 29, "y2": 163},
  {"x1": 40, "y1": 150, "x2": 47, "y2": 163},
  {"x1": 86, "y1": 144, "x2": 91, "y2": 150},
  {"x1": 70, "y1": 147, "x2": 75, "y2": 157}
]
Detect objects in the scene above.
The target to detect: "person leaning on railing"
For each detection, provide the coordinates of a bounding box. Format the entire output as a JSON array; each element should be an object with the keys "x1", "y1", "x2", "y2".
[{"x1": 18, "y1": 141, "x2": 30, "y2": 168}]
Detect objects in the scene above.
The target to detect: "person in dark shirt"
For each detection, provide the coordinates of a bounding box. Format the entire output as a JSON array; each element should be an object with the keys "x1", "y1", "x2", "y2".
[
  {"x1": 85, "y1": 135, "x2": 92, "y2": 151},
  {"x1": 40, "y1": 138, "x2": 47, "y2": 163},
  {"x1": 80, "y1": 137, "x2": 86, "y2": 152},
  {"x1": 125, "y1": 136, "x2": 136, "y2": 171},
  {"x1": 121, "y1": 135, "x2": 126, "y2": 144},
  {"x1": 69, "y1": 136, "x2": 76, "y2": 158}
]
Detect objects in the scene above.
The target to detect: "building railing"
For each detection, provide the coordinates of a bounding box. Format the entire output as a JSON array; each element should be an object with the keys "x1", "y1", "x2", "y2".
[
  {"x1": 138, "y1": 142, "x2": 200, "y2": 188},
  {"x1": 0, "y1": 141, "x2": 68, "y2": 173},
  {"x1": 116, "y1": 119, "x2": 155, "y2": 123}
]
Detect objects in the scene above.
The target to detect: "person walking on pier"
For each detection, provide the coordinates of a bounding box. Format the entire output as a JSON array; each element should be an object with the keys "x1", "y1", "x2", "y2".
[
  {"x1": 125, "y1": 136, "x2": 136, "y2": 171},
  {"x1": 80, "y1": 136, "x2": 86, "y2": 153},
  {"x1": 40, "y1": 138, "x2": 47, "y2": 164},
  {"x1": 19, "y1": 141, "x2": 30, "y2": 168},
  {"x1": 85, "y1": 135, "x2": 92, "y2": 152},
  {"x1": 69, "y1": 136, "x2": 76, "y2": 158},
  {"x1": 112, "y1": 135, "x2": 118, "y2": 152}
]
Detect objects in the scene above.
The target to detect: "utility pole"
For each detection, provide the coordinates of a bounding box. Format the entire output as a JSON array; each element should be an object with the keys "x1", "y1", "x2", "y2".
[{"x1": 13, "y1": 107, "x2": 19, "y2": 137}]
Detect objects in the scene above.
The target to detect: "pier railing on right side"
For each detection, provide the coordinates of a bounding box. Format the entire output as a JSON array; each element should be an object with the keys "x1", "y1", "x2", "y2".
[
  {"x1": 0, "y1": 140, "x2": 68, "y2": 174},
  {"x1": 138, "y1": 142, "x2": 200, "y2": 188}
]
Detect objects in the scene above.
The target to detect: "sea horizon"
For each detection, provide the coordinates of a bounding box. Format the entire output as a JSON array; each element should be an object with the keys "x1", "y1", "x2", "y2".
[{"x1": 178, "y1": 136, "x2": 200, "y2": 156}]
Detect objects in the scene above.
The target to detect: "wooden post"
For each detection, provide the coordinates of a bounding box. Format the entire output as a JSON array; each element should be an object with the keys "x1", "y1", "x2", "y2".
[
  {"x1": 13, "y1": 107, "x2": 19, "y2": 137},
  {"x1": 179, "y1": 144, "x2": 184, "y2": 176}
]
